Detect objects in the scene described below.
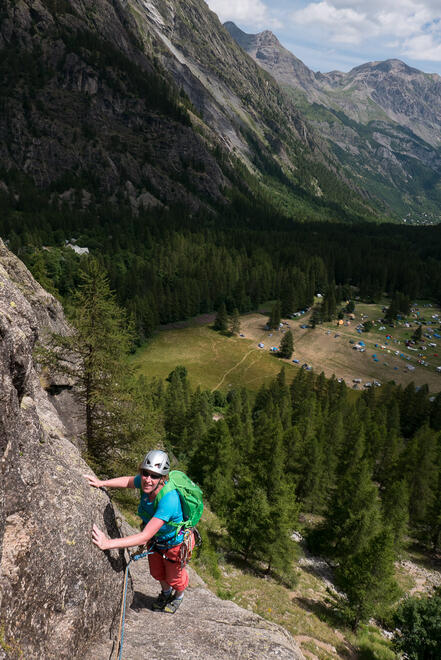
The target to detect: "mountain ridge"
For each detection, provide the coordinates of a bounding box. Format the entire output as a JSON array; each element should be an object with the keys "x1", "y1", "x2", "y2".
[
  {"x1": 0, "y1": 0, "x2": 380, "y2": 225},
  {"x1": 225, "y1": 21, "x2": 441, "y2": 220}
]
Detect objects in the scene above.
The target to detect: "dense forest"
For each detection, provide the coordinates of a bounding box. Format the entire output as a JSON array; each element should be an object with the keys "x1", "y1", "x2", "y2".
[{"x1": 2, "y1": 173, "x2": 441, "y2": 345}]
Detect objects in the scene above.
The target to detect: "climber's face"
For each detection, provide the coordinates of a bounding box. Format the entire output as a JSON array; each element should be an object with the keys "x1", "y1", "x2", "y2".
[{"x1": 141, "y1": 469, "x2": 162, "y2": 495}]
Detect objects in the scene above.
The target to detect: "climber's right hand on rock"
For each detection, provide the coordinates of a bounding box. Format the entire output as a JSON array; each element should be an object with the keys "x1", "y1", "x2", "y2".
[{"x1": 83, "y1": 474, "x2": 103, "y2": 488}]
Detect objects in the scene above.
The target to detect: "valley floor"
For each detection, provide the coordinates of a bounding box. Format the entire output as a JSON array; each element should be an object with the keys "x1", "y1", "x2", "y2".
[{"x1": 133, "y1": 301, "x2": 441, "y2": 394}]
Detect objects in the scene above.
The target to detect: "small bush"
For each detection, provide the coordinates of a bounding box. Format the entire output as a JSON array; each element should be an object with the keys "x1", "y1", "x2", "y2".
[{"x1": 357, "y1": 625, "x2": 396, "y2": 660}]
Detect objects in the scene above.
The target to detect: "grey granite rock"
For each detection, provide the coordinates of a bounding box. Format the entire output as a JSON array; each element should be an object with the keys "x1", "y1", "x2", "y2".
[{"x1": 0, "y1": 241, "x2": 128, "y2": 659}]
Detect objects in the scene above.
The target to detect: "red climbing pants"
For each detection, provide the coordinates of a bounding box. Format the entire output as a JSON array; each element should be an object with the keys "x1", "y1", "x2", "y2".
[{"x1": 148, "y1": 533, "x2": 194, "y2": 591}]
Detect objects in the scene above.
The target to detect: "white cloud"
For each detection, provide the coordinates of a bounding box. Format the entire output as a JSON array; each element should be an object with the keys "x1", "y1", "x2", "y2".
[
  {"x1": 290, "y1": 0, "x2": 441, "y2": 59},
  {"x1": 403, "y1": 33, "x2": 441, "y2": 60},
  {"x1": 206, "y1": 0, "x2": 270, "y2": 27},
  {"x1": 292, "y1": 2, "x2": 371, "y2": 44}
]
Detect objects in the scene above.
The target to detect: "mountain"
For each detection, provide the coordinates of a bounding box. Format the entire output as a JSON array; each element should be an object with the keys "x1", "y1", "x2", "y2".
[
  {"x1": 225, "y1": 22, "x2": 441, "y2": 222},
  {"x1": 0, "y1": 0, "x2": 379, "y2": 227}
]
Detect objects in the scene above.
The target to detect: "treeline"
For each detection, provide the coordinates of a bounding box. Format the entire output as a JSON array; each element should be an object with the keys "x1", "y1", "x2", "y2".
[{"x1": 2, "y1": 182, "x2": 441, "y2": 343}]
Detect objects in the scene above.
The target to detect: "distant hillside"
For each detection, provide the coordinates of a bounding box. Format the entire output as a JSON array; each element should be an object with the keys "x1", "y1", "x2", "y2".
[
  {"x1": 225, "y1": 21, "x2": 441, "y2": 222},
  {"x1": 0, "y1": 0, "x2": 380, "y2": 226}
]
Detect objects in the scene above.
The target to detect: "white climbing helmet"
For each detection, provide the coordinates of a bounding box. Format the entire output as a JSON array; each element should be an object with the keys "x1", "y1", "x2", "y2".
[{"x1": 140, "y1": 449, "x2": 170, "y2": 476}]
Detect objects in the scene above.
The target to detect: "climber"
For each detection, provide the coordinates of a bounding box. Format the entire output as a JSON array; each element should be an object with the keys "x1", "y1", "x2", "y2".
[{"x1": 84, "y1": 449, "x2": 194, "y2": 614}]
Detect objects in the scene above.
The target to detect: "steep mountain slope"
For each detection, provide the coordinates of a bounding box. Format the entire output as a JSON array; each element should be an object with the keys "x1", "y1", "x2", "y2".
[
  {"x1": 226, "y1": 22, "x2": 441, "y2": 221},
  {"x1": 0, "y1": 0, "x2": 377, "y2": 225}
]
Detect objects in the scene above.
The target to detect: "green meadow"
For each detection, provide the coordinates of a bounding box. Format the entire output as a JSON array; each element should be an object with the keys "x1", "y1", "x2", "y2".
[{"x1": 131, "y1": 324, "x2": 296, "y2": 392}]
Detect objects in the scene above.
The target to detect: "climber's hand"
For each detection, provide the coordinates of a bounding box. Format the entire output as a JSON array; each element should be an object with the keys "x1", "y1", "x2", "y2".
[
  {"x1": 84, "y1": 474, "x2": 103, "y2": 489},
  {"x1": 92, "y1": 524, "x2": 110, "y2": 551}
]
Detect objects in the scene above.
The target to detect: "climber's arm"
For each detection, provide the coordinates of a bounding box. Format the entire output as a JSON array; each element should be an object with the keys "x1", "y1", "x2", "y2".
[
  {"x1": 91, "y1": 517, "x2": 164, "y2": 551},
  {"x1": 84, "y1": 474, "x2": 136, "y2": 489}
]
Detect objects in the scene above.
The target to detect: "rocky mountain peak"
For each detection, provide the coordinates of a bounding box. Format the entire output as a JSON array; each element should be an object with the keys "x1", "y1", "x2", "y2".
[
  {"x1": 228, "y1": 21, "x2": 441, "y2": 216},
  {"x1": 224, "y1": 21, "x2": 316, "y2": 90}
]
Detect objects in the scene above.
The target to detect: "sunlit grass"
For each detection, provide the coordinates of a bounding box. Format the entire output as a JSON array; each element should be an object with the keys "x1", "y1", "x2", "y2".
[{"x1": 131, "y1": 323, "x2": 297, "y2": 393}]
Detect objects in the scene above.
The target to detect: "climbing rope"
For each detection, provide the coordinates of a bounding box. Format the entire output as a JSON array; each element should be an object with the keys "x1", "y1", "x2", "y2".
[{"x1": 114, "y1": 549, "x2": 152, "y2": 660}]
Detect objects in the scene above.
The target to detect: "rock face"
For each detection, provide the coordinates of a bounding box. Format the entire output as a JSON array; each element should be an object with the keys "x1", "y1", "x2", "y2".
[
  {"x1": 0, "y1": 240, "x2": 304, "y2": 659},
  {"x1": 84, "y1": 555, "x2": 304, "y2": 660},
  {"x1": 0, "y1": 239, "x2": 128, "y2": 658},
  {"x1": 226, "y1": 22, "x2": 441, "y2": 220}
]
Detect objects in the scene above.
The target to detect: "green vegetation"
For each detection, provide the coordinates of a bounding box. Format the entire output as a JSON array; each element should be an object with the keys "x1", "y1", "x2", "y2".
[
  {"x1": 132, "y1": 324, "x2": 295, "y2": 393},
  {"x1": 279, "y1": 330, "x2": 294, "y2": 359},
  {"x1": 393, "y1": 589, "x2": 441, "y2": 659}
]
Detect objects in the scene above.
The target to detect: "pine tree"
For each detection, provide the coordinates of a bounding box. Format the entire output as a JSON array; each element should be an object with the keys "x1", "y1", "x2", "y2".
[
  {"x1": 323, "y1": 459, "x2": 382, "y2": 560},
  {"x1": 213, "y1": 302, "x2": 228, "y2": 333},
  {"x1": 264, "y1": 480, "x2": 299, "y2": 575},
  {"x1": 322, "y1": 284, "x2": 337, "y2": 322},
  {"x1": 227, "y1": 476, "x2": 271, "y2": 561},
  {"x1": 279, "y1": 330, "x2": 294, "y2": 359},
  {"x1": 401, "y1": 425, "x2": 438, "y2": 529},
  {"x1": 229, "y1": 308, "x2": 241, "y2": 335},
  {"x1": 281, "y1": 285, "x2": 296, "y2": 317},
  {"x1": 310, "y1": 305, "x2": 322, "y2": 328},
  {"x1": 39, "y1": 259, "x2": 135, "y2": 464},
  {"x1": 334, "y1": 530, "x2": 399, "y2": 629},
  {"x1": 382, "y1": 479, "x2": 410, "y2": 553},
  {"x1": 269, "y1": 300, "x2": 281, "y2": 330},
  {"x1": 190, "y1": 420, "x2": 235, "y2": 519}
]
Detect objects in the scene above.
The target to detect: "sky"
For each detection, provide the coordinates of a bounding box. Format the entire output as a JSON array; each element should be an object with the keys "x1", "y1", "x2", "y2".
[{"x1": 205, "y1": 0, "x2": 441, "y2": 75}]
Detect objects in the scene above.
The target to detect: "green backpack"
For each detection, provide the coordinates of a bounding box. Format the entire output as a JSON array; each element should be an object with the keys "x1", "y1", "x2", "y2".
[{"x1": 154, "y1": 470, "x2": 204, "y2": 534}]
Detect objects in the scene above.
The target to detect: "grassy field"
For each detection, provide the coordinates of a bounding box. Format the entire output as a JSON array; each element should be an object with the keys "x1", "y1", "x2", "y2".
[
  {"x1": 132, "y1": 300, "x2": 441, "y2": 394},
  {"x1": 131, "y1": 319, "x2": 298, "y2": 392}
]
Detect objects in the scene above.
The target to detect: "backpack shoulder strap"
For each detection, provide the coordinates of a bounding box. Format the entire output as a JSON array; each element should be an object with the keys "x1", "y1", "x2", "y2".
[{"x1": 153, "y1": 475, "x2": 176, "y2": 511}]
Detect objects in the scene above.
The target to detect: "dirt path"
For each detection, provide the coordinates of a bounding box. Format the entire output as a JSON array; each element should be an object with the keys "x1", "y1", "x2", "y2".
[{"x1": 211, "y1": 347, "x2": 258, "y2": 391}]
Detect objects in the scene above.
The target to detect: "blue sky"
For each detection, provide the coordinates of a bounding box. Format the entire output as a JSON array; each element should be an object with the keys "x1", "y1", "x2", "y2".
[{"x1": 205, "y1": 0, "x2": 441, "y2": 75}]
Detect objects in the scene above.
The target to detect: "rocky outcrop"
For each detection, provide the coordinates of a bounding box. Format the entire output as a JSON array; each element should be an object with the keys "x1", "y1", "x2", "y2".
[
  {"x1": 0, "y1": 240, "x2": 304, "y2": 658},
  {"x1": 84, "y1": 553, "x2": 304, "y2": 660},
  {"x1": 0, "y1": 239, "x2": 127, "y2": 658}
]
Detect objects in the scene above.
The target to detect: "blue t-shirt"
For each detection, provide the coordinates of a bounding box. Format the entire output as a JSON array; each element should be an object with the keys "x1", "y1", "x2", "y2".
[{"x1": 134, "y1": 474, "x2": 184, "y2": 546}]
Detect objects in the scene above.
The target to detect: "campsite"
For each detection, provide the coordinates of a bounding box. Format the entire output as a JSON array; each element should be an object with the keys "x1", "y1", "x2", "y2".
[{"x1": 133, "y1": 300, "x2": 441, "y2": 394}]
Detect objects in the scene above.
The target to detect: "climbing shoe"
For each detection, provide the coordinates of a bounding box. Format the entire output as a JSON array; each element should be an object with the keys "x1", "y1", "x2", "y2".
[
  {"x1": 152, "y1": 589, "x2": 172, "y2": 611},
  {"x1": 163, "y1": 596, "x2": 183, "y2": 614}
]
